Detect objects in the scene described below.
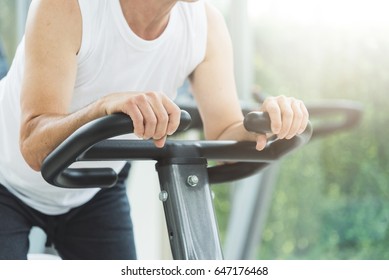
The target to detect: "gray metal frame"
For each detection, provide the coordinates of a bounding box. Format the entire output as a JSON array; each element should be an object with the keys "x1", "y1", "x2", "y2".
[{"x1": 156, "y1": 159, "x2": 223, "y2": 259}]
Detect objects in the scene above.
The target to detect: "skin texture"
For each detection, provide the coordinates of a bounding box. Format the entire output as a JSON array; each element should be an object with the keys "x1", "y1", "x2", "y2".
[{"x1": 19, "y1": 0, "x2": 309, "y2": 171}]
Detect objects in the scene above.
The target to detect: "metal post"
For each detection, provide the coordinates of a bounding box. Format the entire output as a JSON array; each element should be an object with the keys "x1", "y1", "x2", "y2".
[
  {"x1": 16, "y1": 0, "x2": 30, "y2": 40},
  {"x1": 228, "y1": 0, "x2": 253, "y2": 100},
  {"x1": 156, "y1": 159, "x2": 223, "y2": 260}
]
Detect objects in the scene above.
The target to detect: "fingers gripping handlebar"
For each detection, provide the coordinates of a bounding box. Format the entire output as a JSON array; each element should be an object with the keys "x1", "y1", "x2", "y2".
[
  {"x1": 181, "y1": 99, "x2": 363, "y2": 138},
  {"x1": 41, "y1": 111, "x2": 191, "y2": 188},
  {"x1": 41, "y1": 111, "x2": 312, "y2": 188},
  {"x1": 208, "y1": 113, "x2": 310, "y2": 184}
]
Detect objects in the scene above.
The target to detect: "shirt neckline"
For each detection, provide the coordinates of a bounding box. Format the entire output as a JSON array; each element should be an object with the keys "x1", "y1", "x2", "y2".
[{"x1": 112, "y1": 0, "x2": 178, "y2": 51}]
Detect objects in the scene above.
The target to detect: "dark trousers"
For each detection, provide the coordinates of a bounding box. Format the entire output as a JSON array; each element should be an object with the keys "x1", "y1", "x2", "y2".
[{"x1": 0, "y1": 164, "x2": 136, "y2": 260}]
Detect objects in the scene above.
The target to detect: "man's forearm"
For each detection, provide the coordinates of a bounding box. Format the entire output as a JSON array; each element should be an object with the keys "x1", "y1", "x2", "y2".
[{"x1": 19, "y1": 99, "x2": 105, "y2": 171}]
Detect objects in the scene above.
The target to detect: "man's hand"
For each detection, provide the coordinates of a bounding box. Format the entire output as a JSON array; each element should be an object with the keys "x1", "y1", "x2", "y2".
[
  {"x1": 102, "y1": 91, "x2": 181, "y2": 148},
  {"x1": 255, "y1": 95, "x2": 309, "y2": 151}
]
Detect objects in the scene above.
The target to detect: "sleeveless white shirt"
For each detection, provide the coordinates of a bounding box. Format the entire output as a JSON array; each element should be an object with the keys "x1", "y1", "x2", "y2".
[{"x1": 0, "y1": 0, "x2": 207, "y2": 214}]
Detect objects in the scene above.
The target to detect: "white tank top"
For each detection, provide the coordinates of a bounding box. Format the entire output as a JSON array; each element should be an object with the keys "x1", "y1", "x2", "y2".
[{"x1": 0, "y1": 0, "x2": 207, "y2": 214}]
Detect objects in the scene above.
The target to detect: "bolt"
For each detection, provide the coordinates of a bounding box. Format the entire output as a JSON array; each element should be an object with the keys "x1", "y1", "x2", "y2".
[
  {"x1": 187, "y1": 175, "x2": 199, "y2": 187},
  {"x1": 159, "y1": 191, "x2": 168, "y2": 202}
]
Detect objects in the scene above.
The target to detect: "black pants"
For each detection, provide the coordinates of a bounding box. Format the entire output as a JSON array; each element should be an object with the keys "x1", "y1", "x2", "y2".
[{"x1": 0, "y1": 164, "x2": 136, "y2": 260}]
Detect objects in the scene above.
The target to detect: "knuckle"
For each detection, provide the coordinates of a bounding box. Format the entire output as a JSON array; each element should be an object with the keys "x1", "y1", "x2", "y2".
[
  {"x1": 282, "y1": 108, "x2": 294, "y2": 119},
  {"x1": 292, "y1": 98, "x2": 302, "y2": 107},
  {"x1": 264, "y1": 102, "x2": 279, "y2": 114},
  {"x1": 272, "y1": 124, "x2": 282, "y2": 133},
  {"x1": 154, "y1": 131, "x2": 166, "y2": 139},
  {"x1": 171, "y1": 112, "x2": 181, "y2": 124},
  {"x1": 277, "y1": 95, "x2": 288, "y2": 102},
  {"x1": 293, "y1": 107, "x2": 303, "y2": 119},
  {"x1": 133, "y1": 118, "x2": 144, "y2": 129},
  {"x1": 264, "y1": 96, "x2": 276, "y2": 103},
  {"x1": 131, "y1": 94, "x2": 147, "y2": 105},
  {"x1": 288, "y1": 97, "x2": 297, "y2": 103},
  {"x1": 143, "y1": 127, "x2": 153, "y2": 138},
  {"x1": 170, "y1": 107, "x2": 181, "y2": 120},
  {"x1": 125, "y1": 98, "x2": 137, "y2": 107},
  {"x1": 147, "y1": 116, "x2": 157, "y2": 126},
  {"x1": 172, "y1": 115, "x2": 180, "y2": 125},
  {"x1": 146, "y1": 91, "x2": 160, "y2": 99},
  {"x1": 139, "y1": 94, "x2": 148, "y2": 103},
  {"x1": 173, "y1": 105, "x2": 181, "y2": 114},
  {"x1": 158, "y1": 112, "x2": 169, "y2": 124}
]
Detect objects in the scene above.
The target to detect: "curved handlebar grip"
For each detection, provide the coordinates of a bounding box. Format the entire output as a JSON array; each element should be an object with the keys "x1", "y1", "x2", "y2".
[
  {"x1": 180, "y1": 100, "x2": 362, "y2": 139},
  {"x1": 308, "y1": 100, "x2": 363, "y2": 139},
  {"x1": 208, "y1": 111, "x2": 313, "y2": 184},
  {"x1": 41, "y1": 110, "x2": 191, "y2": 189},
  {"x1": 42, "y1": 109, "x2": 312, "y2": 187},
  {"x1": 243, "y1": 112, "x2": 272, "y2": 134}
]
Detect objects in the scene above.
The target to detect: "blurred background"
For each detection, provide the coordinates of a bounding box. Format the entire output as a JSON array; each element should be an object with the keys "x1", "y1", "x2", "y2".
[
  {"x1": 1, "y1": 0, "x2": 388, "y2": 259},
  {"x1": 212, "y1": 0, "x2": 389, "y2": 260}
]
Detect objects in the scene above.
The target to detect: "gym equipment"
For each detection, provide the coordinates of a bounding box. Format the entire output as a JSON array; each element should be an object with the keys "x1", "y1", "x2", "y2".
[
  {"x1": 219, "y1": 100, "x2": 363, "y2": 259},
  {"x1": 41, "y1": 110, "x2": 312, "y2": 260}
]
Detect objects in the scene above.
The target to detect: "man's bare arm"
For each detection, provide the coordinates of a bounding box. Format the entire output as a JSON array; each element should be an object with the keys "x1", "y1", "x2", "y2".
[
  {"x1": 20, "y1": 0, "x2": 180, "y2": 171},
  {"x1": 190, "y1": 2, "x2": 309, "y2": 150}
]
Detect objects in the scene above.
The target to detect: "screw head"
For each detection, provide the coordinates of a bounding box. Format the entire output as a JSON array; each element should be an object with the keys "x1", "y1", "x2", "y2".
[
  {"x1": 187, "y1": 175, "x2": 199, "y2": 187},
  {"x1": 159, "y1": 191, "x2": 168, "y2": 202}
]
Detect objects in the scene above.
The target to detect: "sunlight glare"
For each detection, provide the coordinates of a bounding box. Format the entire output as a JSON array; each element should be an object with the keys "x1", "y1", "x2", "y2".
[{"x1": 248, "y1": 0, "x2": 389, "y2": 27}]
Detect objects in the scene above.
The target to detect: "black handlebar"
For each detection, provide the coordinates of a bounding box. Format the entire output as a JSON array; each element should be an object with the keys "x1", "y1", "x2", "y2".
[
  {"x1": 41, "y1": 111, "x2": 312, "y2": 188},
  {"x1": 307, "y1": 100, "x2": 363, "y2": 139},
  {"x1": 180, "y1": 99, "x2": 362, "y2": 139},
  {"x1": 178, "y1": 99, "x2": 363, "y2": 184},
  {"x1": 41, "y1": 110, "x2": 191, "y2": 189}
]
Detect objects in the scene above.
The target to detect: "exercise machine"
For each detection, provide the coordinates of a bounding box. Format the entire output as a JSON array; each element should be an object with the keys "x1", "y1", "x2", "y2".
[
  {"x1": 220, "y1": 100, "x2": 363, "y2": 259},
  {"x1": 41, "y1": 111, "x2": 312, "y2": 260}
]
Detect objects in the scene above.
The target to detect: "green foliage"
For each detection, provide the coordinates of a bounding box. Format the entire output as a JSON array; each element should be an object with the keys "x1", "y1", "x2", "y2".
[
  {"x1": 0, "y1": 0, "x2": 18, "y2": 61},
  {"x1": 212, "y1": 183, "x2": 233, "y2": 244},
  {"x1": 254, "y1": 22, "x2": 389, "y2": 259}
]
